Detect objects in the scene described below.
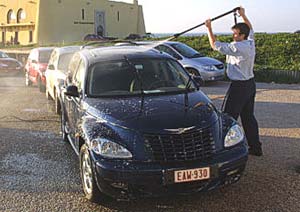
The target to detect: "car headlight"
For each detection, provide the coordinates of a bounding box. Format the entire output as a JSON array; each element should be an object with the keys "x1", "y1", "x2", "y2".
[
  {"x1": 197, "y1": 65, "x2": 217, "y2": 72},
  {"x1": 91, "y1": 138, "x2": 132, "y2": 159},
  {"x1": 224, "y1": 124, "x2": 244, "y2": 147}
]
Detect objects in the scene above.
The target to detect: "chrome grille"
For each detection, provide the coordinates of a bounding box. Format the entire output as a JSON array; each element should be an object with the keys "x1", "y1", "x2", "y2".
[{"x1": 144, "y1": 127, "x2": 215, "y2": 162}]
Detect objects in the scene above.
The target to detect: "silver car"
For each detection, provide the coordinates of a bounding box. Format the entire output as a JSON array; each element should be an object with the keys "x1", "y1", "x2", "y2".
[{"x1": 154, "y1": 41, "x2": 225, "y2": 82}]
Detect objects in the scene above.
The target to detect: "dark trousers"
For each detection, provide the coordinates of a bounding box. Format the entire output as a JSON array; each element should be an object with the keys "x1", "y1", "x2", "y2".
[{"x1": 224, "y1": 78, "x2": 261, "y2": 149}]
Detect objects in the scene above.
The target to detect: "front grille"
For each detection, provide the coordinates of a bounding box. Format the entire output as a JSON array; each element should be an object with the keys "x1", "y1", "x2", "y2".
[
  {"x1": 144, "y1": 127, "x2": 215, "y2": 162},
  {"x1": 215, "y1": 64, "x2": 224, "y2": 70}
]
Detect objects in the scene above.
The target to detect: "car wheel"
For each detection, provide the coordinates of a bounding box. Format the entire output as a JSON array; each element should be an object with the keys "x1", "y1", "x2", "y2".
[
  {"x1": 186, "y1": 68, "x2": 205, "y2": 86},
  {"x1": 25, "y1": 71, "x2": 32, "y2": 86},
  {"x1": 55, "y1": 94, "x2": 62, "y2": 115},
  {"x1": 80, "y1": 145, "x2": 103, "y2": 203},
  {"x1": 61, "y1": 108, "x2": 69, "y2": 142},
  {"x1": 38, "y1": 76, "x2": 46, "y2": 92},
  {"x1": 186, "y1": 68, "x2": 201, "y2": 77},
  {"x1": 46, "y1": 88, "x2": 52, "y2": 100}
]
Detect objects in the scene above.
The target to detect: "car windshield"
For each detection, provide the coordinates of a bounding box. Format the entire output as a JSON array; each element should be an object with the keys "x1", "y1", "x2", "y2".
[
  {"x1": 0, "y1": 52, "x2": 9, "y2": 58},
  {"x1": 57, "y1": 52, "x2": 75, "y2": 72},
  {"x1": 170, "y1": 43, "x2": 204, "y2": 58},
  {"x1": 39, "y1": 50, "x2": 53, "y2": 63},
  {"x1": 88, "y1": 58, "x2": 196, "y2": 97}
]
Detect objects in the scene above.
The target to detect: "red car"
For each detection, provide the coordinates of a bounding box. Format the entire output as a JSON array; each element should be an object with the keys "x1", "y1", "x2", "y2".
[
  {"x1": 25, "y1": 47, "x2": 55, "y2": 92},
  {"x1": 0, "y1": 51, "x2": 23, "y2": 76}
]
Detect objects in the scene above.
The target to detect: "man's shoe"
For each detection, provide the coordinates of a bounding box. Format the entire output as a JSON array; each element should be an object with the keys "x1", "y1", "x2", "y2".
[{"x1": 248, "y1": 147, "x2": 263, "y2": 156}]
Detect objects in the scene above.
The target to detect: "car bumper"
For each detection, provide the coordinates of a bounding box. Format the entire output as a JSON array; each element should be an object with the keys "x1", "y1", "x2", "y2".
[
  {"x1": 92, "y1": 144, "x2": 248, "y2": 200},
  {"x1": 200, "y1": 70, "x2": 225, "y2": 81},
  {"x1": 0, "y1": 68, "x2": 23, "y2": 77}
]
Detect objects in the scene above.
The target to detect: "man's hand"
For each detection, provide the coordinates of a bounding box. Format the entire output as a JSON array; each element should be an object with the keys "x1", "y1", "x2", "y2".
[
  {"x1": 205, "y1": 19, "x2": 216, "y2": 50},
  {"x1": 205, "y1": 19, "x2": 212, "y2": 29},
  {"x1": 238, "y1": 6, "x2": 253, "y2": 30},
  {"x1": 238, "y1": 6, "x2": 245, "y2": 17}
]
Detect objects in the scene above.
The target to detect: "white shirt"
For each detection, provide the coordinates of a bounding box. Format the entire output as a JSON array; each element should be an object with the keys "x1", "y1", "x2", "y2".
[{"x1": 214, "y1": 30, "x2": 255, "y2": 81}]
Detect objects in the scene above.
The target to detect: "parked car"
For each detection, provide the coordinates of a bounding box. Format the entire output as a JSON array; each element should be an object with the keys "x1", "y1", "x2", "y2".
[
  {"x1": 45, "y1": 46, "x2": 80, "y2": 114},
  {"x1": 117, "y1": 41, "x2": 225, "y2": 82},
  {"x1": 83, "y1": 34, "x2": 105, "y2": 41},
  {"x1": 0, "y1": 51, "x2": 23, "y2": 76},
  {"x1": 61, "y1": 45, "x2": 248, "y2": 202},
  {"x1": 25, "y1": 47, "x2": 55, "y2": 92},
  {"x1": 156, "y1": 42, "x2": 225, "y2": 81}
]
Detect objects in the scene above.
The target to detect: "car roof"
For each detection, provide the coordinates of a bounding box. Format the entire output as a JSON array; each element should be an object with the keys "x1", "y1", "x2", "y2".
[
  {"x1": 32, "y1": 47, "x2": 56, "y2": 52},
  {"x1": 54, "y1": 46, "x2": 81, "y2": 55},
  {"x1": 79, "y1": 45, "x2": 173, "y2": 64}
]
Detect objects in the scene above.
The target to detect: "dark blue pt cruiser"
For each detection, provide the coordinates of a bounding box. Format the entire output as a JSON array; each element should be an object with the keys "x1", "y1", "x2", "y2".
[{"x1": 61, "y1": 45, "x2": 248, "y2": 202}]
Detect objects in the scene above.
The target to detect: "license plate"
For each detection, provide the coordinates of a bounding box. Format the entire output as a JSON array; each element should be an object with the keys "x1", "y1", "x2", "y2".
[{"x1": 174, "y1": 167, "x2": 210, "y2": 183}]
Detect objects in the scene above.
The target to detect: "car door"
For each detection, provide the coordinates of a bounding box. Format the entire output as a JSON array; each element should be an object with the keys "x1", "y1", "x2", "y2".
[
  {"x1": 64, "y1": 53, "x2": 81, "y2": 141},
  {"x1": 66, "y1": 58, "x2": 85, "y2": 149},
  {"x1": 27, "y1": 50, "x2": 38, "y2": 81},
  {"x1": 47, "y1": 50, "x2": 58, "y2": 98}
]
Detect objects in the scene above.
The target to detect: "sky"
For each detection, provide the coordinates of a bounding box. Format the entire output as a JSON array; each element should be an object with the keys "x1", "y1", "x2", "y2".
[{"x1": 116, "y1": 0, "x2": 300, "y2": 33}]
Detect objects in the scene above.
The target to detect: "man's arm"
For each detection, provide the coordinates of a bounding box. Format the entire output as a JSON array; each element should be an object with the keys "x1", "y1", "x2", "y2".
[
  {"x1": 238, "y1": 7, "x2": 252, "y2": 30},
  {"x1": 205, "y1": 19, "x2": 216, "y2": 50}
]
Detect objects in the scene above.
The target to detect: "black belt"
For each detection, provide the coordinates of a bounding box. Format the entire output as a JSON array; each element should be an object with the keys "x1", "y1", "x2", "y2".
[{"x1": 231, "y1": 78, "x2": 255, "y2": 85}]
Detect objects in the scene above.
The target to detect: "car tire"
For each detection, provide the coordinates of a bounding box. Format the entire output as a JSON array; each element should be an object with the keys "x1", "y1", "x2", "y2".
[
  {"x1": 25, "y1": 71, "x2": 32, "y2": 86},
  {"x1": 38, "y1": 76, "x2": 46, "y2": 92},
  {"x1": 186, "y1": 68, "x2": 205, "y2": 86},
  {"x1": 61, "y1": 108, "x2": 69, "y2": 142},
  {"x1": 55, "y1": 94, "x2": 62, "y2": 115},
  {"x1": 186, "y1": 68, "x2": 200, "y2": 77},
  {"x1": 46, "y1": 88, "x2": 52, "y2": 100},
  {"x1": 80, "y1": 145, "x2": 104, "y2": 203}
]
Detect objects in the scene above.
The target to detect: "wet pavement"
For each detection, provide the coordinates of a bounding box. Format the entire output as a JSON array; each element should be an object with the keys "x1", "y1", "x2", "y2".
[{"x1": 0, "y1": 75, "x2": 299, "y2": 212}]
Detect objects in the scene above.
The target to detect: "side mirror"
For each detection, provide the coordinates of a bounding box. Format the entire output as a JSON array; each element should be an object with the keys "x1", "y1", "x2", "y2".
[
  {"x1": 192, "y1": 75, "x2": 205, "y2": 87},
  {"x1": 65, "y1": 85, "x2": 79, "y2": 97},
  {"x1": 48, "y1": 64, "x2": 55, "y2": 70}
]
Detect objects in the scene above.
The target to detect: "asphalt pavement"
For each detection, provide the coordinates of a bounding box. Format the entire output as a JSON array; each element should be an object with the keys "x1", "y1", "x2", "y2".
[{"x1": 0, "y1": 75, "x2": 299, "y2": 212}]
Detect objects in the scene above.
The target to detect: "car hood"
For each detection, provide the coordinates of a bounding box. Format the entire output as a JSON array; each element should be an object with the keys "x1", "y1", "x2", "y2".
[
  {"x1": 83, "y1": 91, "x2": 219, "y2": 134},
  {"x1": 0, "y1": 58, "x2": 22, "y2": 67},
  {"x1": 182, "y1": 56, "x2": 222, "y2": 66}
]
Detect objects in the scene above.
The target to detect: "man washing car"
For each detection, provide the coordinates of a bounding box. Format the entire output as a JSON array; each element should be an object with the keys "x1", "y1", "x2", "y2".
[{"x1": 205, "y1": 6, "x2": 263, "y2": 156}]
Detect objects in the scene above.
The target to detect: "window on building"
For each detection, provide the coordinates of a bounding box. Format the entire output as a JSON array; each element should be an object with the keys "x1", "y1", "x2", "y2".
[
  {"x1": 82, "y1": 9, "x2": 85, "y2": 20},
  {"x1": 117, "y1": 11, "x2": 120, "y2": 22},
  {"x1": 29, "y1": 31, "x2": 33, "y2": 43},
  {"x1": 7, "y1": 9, "x2": 14, "y2": 24},
  {"x1": 17, "y1": 9, "x2": 26, "y2": 23}
]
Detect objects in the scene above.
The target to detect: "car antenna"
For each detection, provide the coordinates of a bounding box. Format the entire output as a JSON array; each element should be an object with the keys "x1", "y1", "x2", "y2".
[
  {"x1": 165, "y1": 7, "x2": 240, "y2": 41},
  {"x1": 124, "y1": 56, "x2": 145, "y2": 113}
]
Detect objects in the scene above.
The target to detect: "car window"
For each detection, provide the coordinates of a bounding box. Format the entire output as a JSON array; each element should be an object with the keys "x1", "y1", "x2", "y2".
[
  {"x1": 48, "y1": 51, "x2": 57, "y2": 67},
  {"x1": 170, "y1": 43, "x2": 204, "y2": 58},
  {"x1": 88, "y1": 58, "x2": 195, "y2": 97},
  {"x1": 39, "y1": 50, "x2": 53, "y2": 63},
  {"x1": 29, "y1": 49, "x2": 38, "y2": 61},
  {"x1": 57, "y1": 53, "x2": 75, "y2": 72},
  {"x1": 68, "y1": 53, "x2": 81, "y2": 83},
  {"x1": 73, "y1": 60, "x2": 85, "y2": 90},
  {"x1": 155, "y1": 45, "x2": 182, "y2": 60},
  {"x1": 0, "y1": 52, "x2": 9, "y2": 58}
]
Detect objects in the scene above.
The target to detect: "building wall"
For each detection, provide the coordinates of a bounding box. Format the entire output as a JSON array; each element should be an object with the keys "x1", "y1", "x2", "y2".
[
  {"x1": 0, "y1": 0, "x2": 146, "y2": 45},
  {"x1": 37, "y1": 0, "x2": 146, "y2": 44},
  {"x1": 0, "y1": 0, "x2": 38, "y2": 44}
]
